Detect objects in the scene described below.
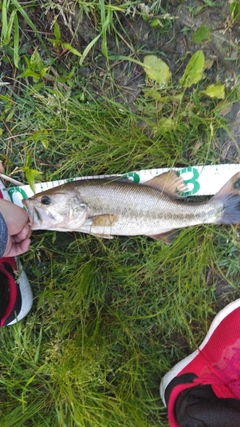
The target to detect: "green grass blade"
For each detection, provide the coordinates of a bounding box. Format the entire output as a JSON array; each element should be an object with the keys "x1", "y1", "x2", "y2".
[
  {"x1": 11, "y1": 0, "x2": 49, "y2": 53},
  {"x1": 13, "y1": 12, "x2": 20, "y2": 68},
  {"x1": 108, "y1": 54, "x2": 145, "y2": 67},
  {"x1": 1, "y1": 0, "x2": 9, "y2": 40},
  {"x1": 5, "y1": 9, "x2": 17, "y2": 44},
  {"x1": 79, "y1": 33, "x2": 101, "y2": 66}
]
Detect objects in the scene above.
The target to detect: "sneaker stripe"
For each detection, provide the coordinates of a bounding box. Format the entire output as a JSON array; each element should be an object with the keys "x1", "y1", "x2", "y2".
[{"x1": 0, "y1": 260, "x2": 18, "y2": 326}]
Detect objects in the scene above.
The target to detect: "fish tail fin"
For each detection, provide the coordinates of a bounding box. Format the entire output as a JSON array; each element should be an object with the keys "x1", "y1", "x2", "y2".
[{"x1": 212, "y1": 172, "x2": 240, "y2": 224}]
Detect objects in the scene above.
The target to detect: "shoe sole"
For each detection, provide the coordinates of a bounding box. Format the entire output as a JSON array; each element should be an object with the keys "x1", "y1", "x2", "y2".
[
  {"x1": 160, "y1": 298, "x2": 240, "y2": 406},
  {"x1": 7, "y1": 260, "x2": 33, "y2": 325}
]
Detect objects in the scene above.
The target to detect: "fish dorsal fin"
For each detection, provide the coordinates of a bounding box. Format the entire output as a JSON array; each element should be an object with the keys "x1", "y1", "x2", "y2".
[{"x1": 144, "y1": 171, "x2": 188, "y2": 198}]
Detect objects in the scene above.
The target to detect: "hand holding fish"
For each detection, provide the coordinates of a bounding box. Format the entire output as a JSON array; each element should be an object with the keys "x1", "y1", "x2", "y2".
[
  {"x1": 22, "y1": 171, "x2": 240, "y2": 241},
  {"x1": 0, "y1": 199, "x2": 31, "y2": 256}
]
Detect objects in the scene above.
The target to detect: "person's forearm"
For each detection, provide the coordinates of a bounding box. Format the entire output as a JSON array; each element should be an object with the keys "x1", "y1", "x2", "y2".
[{"x1": 0, "y1": 213, "x2": 8, "y2": 258}]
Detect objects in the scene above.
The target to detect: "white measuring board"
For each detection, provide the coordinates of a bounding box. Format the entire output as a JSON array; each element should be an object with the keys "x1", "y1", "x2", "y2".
[{"x1": 2, "y1": 163, "x2": 240, "y2": 208}]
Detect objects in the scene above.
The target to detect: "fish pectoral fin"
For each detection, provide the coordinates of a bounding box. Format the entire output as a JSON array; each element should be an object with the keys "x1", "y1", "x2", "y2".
[
  {"x1": 91, "y1": 214, "x2": 117, "y2": 227},
  {"x1": 78, "y1": 215, "x2": 116, "y2": 238},
  {"x1": 146, "y1": 229, "x2": 179, "y2": 243},
  {"x1": 144, "y1": 171, "x2": 188, "y2": 198}
]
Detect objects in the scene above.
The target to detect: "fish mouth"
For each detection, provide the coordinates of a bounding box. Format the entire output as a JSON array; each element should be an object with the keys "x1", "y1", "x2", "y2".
[
  {"x1": 22, "y1": 200, "x2": 47, "y2": 228},
  {"x1": 32, "y1": 206, "x2": 42, "y2": 224}
]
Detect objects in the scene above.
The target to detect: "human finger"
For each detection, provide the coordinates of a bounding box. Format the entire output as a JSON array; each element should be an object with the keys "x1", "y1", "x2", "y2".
[
  {"x1": 3, "y1": 238, "x2": 31, "y2": 257},
  {"x1": 13, "y1": 224, "x2": 32, "y2": 243}
]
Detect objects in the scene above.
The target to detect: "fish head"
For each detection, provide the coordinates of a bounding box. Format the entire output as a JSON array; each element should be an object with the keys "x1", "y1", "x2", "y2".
[{"x1": 22, "y1": 187, "x2": 88, "y2": 231}]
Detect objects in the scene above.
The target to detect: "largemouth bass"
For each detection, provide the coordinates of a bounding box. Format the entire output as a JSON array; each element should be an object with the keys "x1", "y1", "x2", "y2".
[{"x1": 22, "y1": 171, "x2": 240, "y2": 240}]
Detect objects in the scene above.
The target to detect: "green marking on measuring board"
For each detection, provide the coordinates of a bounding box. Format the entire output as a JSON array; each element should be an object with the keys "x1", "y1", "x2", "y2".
[
  {"x1": 7, "y1": 187, "x2": 28, "y2": 202},
  {"x1": 123, "y1": 172, "x2": 140, "y2": 183},
  {"x1": 176, "y1": 167, "x2": 200, "y2": 196}
]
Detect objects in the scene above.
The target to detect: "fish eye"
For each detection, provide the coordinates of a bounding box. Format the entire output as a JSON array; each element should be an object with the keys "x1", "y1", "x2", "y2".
[{"x1": 41, "y1": 195, "x2": 51, "y2": 205}]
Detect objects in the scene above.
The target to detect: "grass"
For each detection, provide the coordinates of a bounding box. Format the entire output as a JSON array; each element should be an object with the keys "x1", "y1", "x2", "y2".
[
  {"x1": 0, "y1": 1, "x2": 240, "y2": 426},
  {"x1": 1, "y1": 226, "x2": 240, "y2": 427}
]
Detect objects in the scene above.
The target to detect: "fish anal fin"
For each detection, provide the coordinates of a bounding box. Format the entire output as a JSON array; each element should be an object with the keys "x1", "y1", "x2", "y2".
[
  {"x1": 146, "y1": 229, "x2": 178, "y2": 243},
  {"x1": 91, "y1": 214, "x2": 117, "y2": 227},
  {"x1": 144, "y1": 171, "x2": 188, "y2": 198},
  {"x1": 91, "y1": 232, "x2": 114, "y2": 239}
]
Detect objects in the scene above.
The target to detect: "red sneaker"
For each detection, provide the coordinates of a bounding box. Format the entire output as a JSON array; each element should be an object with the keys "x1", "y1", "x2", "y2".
[{"x1": 160, "y1": 299, "x2": 240, "y2": 427}]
